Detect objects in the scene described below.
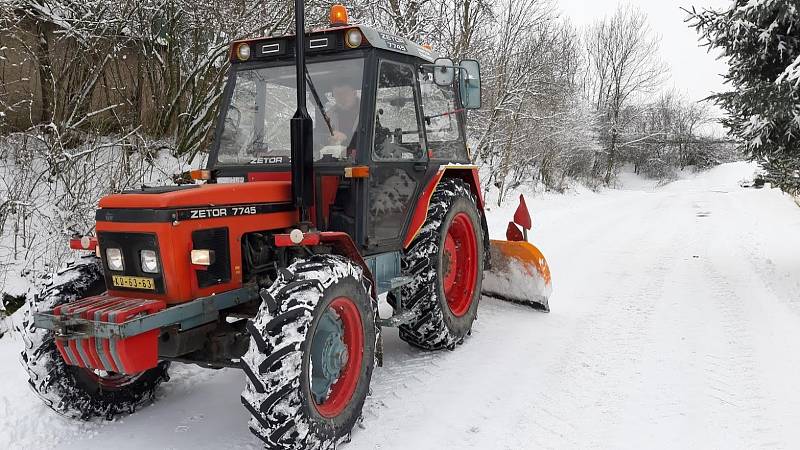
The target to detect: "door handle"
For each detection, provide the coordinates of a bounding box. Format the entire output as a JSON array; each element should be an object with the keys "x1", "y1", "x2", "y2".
[{"x1": 413, "y1": 162, "x2": 427, "y2": 172}]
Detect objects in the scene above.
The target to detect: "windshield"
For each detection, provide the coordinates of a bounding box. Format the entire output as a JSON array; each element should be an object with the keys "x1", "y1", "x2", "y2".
[{"x1": 216, "y1": 58, "x2": 364, "y2": 165}]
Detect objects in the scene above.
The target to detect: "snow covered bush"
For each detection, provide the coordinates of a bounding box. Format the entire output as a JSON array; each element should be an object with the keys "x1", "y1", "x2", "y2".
[
  {"x1": 0, "y1": 131, "x2": 196, "y2": 305},
  {"x1": 614, "y1": 92, "x2": 737, "y2": 182},
  {"x1": 688, "y1": 0, "x2": 800, "y2": 194}
]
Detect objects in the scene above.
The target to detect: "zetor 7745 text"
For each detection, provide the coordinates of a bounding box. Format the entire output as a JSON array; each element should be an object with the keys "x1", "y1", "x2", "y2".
[{"x1": 22, "y1": 4, "x2": 551, "y2": 449}]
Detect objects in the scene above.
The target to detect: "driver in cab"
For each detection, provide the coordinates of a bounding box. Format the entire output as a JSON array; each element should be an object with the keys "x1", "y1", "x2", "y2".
[{"x1": 317, "y1": 81, "x2": 360, "y2": 160}]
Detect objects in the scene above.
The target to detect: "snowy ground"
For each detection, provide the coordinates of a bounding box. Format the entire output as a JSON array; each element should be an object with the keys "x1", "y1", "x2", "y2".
[{"x1": 2, "y1": 161, "x2": 800, "y2": 449}]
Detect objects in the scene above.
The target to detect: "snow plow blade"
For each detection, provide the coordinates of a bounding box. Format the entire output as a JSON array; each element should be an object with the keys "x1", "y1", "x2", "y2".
[
  {"x1": 483, "y1": 240, "x2": 552, "y2": 311},
  {"x1": 481, "y1": 194, "x2": 552, "y2": 311}
]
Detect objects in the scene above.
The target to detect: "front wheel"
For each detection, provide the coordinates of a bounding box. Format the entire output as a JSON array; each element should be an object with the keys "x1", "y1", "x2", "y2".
[
  {"x1": 20, "y1": 256, "x2": 170, "y2": 420},
  {"x1": 241, "y1": 255, "x2": 377, "y2": 449}
]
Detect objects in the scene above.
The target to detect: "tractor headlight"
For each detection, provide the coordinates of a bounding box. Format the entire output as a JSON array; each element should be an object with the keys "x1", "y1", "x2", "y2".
[
  {"x1": 106, "y1": 248, "x2": 124, "y2": 271},
  {"x1": 140, "y1": 249, "x2": 159, "y2": 273}
]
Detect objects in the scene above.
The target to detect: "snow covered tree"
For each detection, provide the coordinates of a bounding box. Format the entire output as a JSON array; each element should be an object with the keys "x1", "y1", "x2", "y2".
[
  {"x1": 688, "y1": 1, "x2": 800, "y2": 194},
  {"x1": 583, "y1": 4, "x2": 668, "y2": 185}
]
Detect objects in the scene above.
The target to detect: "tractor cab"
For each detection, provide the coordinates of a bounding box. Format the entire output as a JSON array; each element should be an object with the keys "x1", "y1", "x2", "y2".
[{"x1": 208, "y1": 19, "x2": 482, "y2": 254}]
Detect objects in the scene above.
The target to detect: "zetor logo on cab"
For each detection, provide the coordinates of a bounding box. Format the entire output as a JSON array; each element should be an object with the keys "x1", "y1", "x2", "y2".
[{"x1": 249, "y1": 156, "x2": 285, "y2": 164}]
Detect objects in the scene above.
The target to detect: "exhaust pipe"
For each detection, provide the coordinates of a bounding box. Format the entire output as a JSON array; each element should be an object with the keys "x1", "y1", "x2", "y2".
[{"x1": 290, "y1": 0, "x2": 314, "y2": 223}]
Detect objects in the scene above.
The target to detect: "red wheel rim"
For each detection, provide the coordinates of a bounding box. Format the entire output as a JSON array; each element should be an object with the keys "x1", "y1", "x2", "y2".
[
  {"x1": 442, "y1": 212, "x2": 478, "y2": 317},
  {"x1": 79, "y1": 368, "x2": 141, "y2": 390},
  {"x1": 313, "y1": 297, "x2": 364, "y2": 418}
]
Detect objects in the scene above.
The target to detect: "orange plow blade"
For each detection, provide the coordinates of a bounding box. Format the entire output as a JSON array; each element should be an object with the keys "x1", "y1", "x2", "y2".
[{"x1": 483, "y1": 240, "x2": 552, "y2": 311}]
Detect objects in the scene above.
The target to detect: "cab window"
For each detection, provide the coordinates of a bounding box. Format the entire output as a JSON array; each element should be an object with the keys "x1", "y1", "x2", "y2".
[
  {"x1": 216, "y1": 58, "x2": 364, "y2": 165},
  {"x1": 372, "y1": 61, "x2": 425, "y2": 161},
  {"x1": 419, "y1": 67, "x2": 468, "y2": 161}
]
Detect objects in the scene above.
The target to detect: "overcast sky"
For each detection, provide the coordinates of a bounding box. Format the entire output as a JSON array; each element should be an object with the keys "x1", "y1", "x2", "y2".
[{"x1": 559, "y1": 0, "x2": 731, "y2": 108}]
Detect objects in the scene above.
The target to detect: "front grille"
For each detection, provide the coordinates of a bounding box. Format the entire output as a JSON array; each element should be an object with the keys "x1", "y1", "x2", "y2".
[
  {"x1": 97, "y1": 232, "x2": 166, "y2": 294},
  {"x1": 193, "y1": 228, "x2": 231, "y2": 288}
]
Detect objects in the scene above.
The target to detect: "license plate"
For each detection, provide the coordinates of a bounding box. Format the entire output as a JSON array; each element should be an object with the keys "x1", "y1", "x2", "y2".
[{"x1": 112, "y1": 275, "x2": 155, "y2": 290}]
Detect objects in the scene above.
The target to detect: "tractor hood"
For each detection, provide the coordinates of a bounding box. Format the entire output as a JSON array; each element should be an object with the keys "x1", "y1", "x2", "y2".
[
  {"x1": 99, "y1": 181, "x2": 292, "y2": 209},
  {"x1": 93, "y1": 180, "x2": 297, "y2": 304}
]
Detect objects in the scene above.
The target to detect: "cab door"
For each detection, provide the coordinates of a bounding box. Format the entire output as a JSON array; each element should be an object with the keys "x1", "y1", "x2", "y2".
[{"x1": 365, "y1": 58, "x2": 428, "y2": 252}]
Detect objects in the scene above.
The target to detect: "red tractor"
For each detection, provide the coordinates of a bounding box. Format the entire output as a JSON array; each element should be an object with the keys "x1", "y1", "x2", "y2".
[{"x1": 22, "y1": 3, "x2": 550, "y2": 449}]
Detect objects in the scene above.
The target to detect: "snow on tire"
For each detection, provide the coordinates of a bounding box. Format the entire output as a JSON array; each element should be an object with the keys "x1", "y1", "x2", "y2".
[
  {"x1": 390, "y1": 178, "x2": 485, "y2": 350},
  {"x1": 19, "y1": 255, "x2": 170, "y2": 420},
  {"x1": 241, "y1": 254, "x2": 378, "y2": 450}
]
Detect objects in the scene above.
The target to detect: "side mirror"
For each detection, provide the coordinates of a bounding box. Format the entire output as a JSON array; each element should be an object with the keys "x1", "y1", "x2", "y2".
[
  {"x1": 433, "y1": 57, "x2": 455, "y2": 86},
  {"x1": 459, "y1": 59, "x2": 481, "y2": 109}
]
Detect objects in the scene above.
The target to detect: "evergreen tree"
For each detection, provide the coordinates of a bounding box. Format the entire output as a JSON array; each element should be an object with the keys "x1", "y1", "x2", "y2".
[{"x1": 688, "y1": 1, "x2": 800, "y2": 194}]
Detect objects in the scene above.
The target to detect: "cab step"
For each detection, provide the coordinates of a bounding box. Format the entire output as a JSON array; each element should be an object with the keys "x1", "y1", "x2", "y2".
[{"x1": 377, "y1": 276, "x2": 415, "y2": 328}]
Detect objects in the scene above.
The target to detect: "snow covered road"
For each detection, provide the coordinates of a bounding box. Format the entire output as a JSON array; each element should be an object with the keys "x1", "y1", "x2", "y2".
[{"x1": 2, "y1": 162, "x2": 800, "y2": 449}]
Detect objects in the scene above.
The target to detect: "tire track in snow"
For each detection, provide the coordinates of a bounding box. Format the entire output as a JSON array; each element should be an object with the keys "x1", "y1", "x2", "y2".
[
  {"x1": 454, "y1": 194, "x2": 669, "y2": 449},
  {"x1": 357, "y1": 192, "x2": 669, "y2": 449},
  {"x1": 618, "y1": 189, "x2": 776, "y2": 449},
  {"x1": 723, "y1": 191, "x2": 800, "y2": 316},
  {"x1": 697, "y1": 253, "x2": 773, "y2": 448},
  {"x1": 477, "y1": 193, "x2": 682, "y2": 449},
  {"x1": 691, "y1": 191, "x2": 800, "y2": 449},
  {"x1": 361, "y1": 338, "x2": 442, "y2": 421}
]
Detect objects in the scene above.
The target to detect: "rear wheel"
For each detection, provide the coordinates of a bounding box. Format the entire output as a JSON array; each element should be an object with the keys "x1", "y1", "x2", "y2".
[
  {"x1": 19, "y1": 256, "x2": 170, "y2": 420},
  {"x1": 241, "y1": 254, "x2": 377, "y2": 449},
  {"x1": 391, "y1": 178, "x2": 485, "y2": 350}
]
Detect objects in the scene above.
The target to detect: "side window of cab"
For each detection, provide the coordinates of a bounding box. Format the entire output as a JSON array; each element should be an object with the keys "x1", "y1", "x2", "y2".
[
  {"x1": 372, "y1": 61, "x2": 425, "y2": 161},
  {"x1": 418, "y1": 68, "x2": 468, "y2": 161}
]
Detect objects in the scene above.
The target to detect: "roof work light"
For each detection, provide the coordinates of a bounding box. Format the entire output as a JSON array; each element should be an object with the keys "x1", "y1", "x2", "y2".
[{"x1": 330, "y1": 4, "x2": 349, "y2": 26}]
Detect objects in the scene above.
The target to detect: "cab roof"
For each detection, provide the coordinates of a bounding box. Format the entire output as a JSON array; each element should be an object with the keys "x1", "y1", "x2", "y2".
[
  {"x1": 230, "y1": 25, "x2": 439, "y2": 64},
  {"x1": 357, "y1": 25, "x2": 438, "y2": 62}
]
